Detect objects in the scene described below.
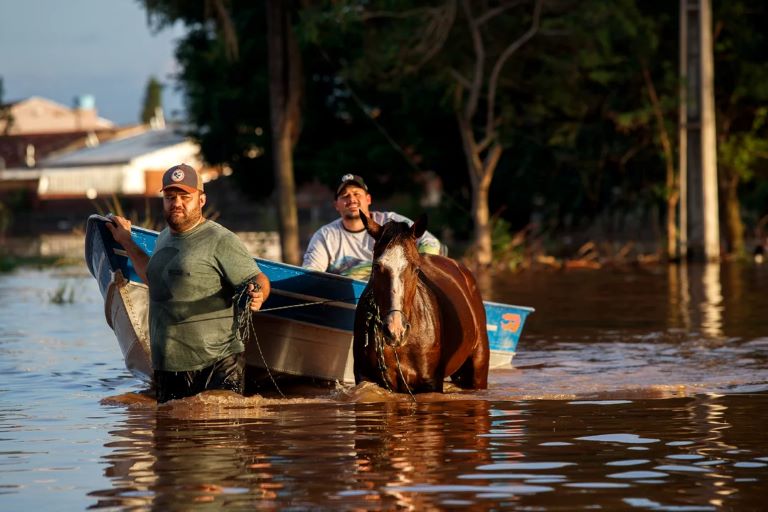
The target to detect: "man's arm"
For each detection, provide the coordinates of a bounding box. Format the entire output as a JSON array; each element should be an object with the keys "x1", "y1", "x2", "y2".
[
  {"x1": 247, "y1": 272, "x2": 271, "y2": 312},
  {"x1": 105, "y1": 215, "x2": 150, "y2": 284},
  {"x1": 416, "y1": 228, "x2": 443, "y2": 255},
  {"x1": 301, "y1": 230, "x2": 330, "y2": 271}
]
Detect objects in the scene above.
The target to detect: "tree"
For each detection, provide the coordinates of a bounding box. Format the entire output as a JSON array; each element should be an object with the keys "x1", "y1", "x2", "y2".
[
  {"x1": 137, "y1": 0, "x2": 768, "y2": 262},
  {"x1": 304, "y1": 0, "x2": 545, "y2": 266},
  {"x1": 712, "y1": 1, "x2": 768, "y2": 257},
  {"x1": 0, "y1": 77, "x2": 10, "y2": 232},
  {"x1": 0, "y1": 76, "x2": 14, "y2": 135},
  {"x1": 140, "y1": 76, "x2": 164, "y2": 125},
  {"x1": 452, "y1": 0, "x2": 543, "y2": 266},
  {"x1": 266, "y1": 0, "x2": 302, "y2": 265},
  {"x1": 140, "y1": 0, "x2": 302, "y2": 264}
]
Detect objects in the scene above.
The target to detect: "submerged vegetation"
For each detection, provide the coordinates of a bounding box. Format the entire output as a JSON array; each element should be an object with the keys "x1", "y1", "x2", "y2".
[{"x1": 48, "y1": 281, "x2": 79, "y2": 304}]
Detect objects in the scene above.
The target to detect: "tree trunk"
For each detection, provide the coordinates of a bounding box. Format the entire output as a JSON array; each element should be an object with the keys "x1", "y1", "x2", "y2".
[
  {"x1": 471, "y1": 175, "x2": 493, "y2": 266},
  {"x1": 266, "y1": 0, "x2": 301, "y2": 265},
  {"x1": 458, "y1": 114, "x2": 501, "y2": 267},
  {"x1": 722, "y1": 172, "x2": 744, "y2": 257},
  {"x1": 641, "y1": 66, "x2": 679, "y2": 261},
  {"x1": 452, "y1": 0, "x2": 540, "y2": 268}
]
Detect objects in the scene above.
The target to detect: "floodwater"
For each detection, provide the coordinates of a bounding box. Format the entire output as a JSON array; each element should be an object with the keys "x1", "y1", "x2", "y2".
[{"x1": 1, "y1": 263, "x2": 767, "y2": 510}]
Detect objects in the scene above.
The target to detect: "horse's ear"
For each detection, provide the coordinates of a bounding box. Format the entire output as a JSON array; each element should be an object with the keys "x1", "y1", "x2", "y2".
[
  {"x1": 361, "y1": 211, "x2": 382, "y2": 240},
  {"x1": 411, "y1": 213, "x2": 427, "y2": 239}
]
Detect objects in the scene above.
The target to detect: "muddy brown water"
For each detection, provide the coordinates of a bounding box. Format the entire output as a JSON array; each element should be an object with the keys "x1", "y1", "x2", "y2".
[{"x1": 1, "y1": 263, "x2": 766, "y2": 510}]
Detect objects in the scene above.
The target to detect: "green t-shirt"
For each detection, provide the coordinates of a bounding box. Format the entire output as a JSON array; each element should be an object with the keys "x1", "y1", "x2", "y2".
[{"x1": 146, "y1": 220, "x2": 261, "y2": 371}]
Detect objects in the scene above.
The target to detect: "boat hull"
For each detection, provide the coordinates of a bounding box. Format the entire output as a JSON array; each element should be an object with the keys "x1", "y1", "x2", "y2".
[{"x1": 85, "y1": 214, "x2": 534, "y2": 384}]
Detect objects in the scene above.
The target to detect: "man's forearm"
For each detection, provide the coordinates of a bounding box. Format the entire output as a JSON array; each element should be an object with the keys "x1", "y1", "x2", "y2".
[
  {"x1": 123, "y1": 239, "x2": 150, "y2": 284},
  {"x1": 105, "y1": 215, "x2": 149, "y2": 284}
]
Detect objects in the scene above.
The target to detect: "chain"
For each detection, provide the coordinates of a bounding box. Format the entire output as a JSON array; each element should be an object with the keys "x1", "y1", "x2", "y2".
[
  {"x1": 362, "y1": 290, "x2": 416, "y2": 401},
  {"x1": 233, "y1": 281, "x2": 285, "y2": 398}
]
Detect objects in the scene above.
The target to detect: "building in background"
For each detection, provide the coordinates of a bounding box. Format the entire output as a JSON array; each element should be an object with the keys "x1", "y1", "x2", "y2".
[
  {"x1": 0, "y1": 95, "x2": 280, "y2": 260},
  {"x1": 1, "y1": 119, "x2": 207, "y2": 234},
  {"x1": 0, "y1": 95, "x2": 130, "y2": 170}
]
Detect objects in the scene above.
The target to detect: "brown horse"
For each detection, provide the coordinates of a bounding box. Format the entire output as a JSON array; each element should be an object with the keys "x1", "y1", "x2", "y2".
[{"x1": 353, "y1": 212, "x2": 489, "y2": 393}]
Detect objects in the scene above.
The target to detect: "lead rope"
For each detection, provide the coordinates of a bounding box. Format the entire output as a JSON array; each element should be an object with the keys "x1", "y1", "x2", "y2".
[
  {"x1": 393, "y1": 349, "x2": 416, "y2": 402},
  {"x1": 362, "y1": 291, "x2": 416, "y2": 402},
  {"x1": 233, "y1": 282, "x2": 286, "y2": 399},
  {"x1": 255, "y1": 297, "x2": 358, "y2": 313}
]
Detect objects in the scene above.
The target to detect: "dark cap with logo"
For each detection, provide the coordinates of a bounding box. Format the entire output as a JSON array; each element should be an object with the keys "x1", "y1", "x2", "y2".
[
  {"x1": 161, "y1": 163, "x2": 204, "y2": 193},
  {"x1": 335, "y1": 173, "x2": 368, "y2": 198}
]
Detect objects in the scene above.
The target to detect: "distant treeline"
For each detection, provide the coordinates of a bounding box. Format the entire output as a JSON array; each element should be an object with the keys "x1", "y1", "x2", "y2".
[{"x1": 140, "y1": 0, "x2": 768, "y2": 263}]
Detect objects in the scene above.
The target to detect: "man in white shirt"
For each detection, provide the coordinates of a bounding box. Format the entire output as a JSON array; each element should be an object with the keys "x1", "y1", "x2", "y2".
[{"x1": 302, "y1": 174, "x2": 442, "y2": 280}]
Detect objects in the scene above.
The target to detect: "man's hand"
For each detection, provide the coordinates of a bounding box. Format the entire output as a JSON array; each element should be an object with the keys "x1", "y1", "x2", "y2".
[
  {"x1": 104, "y1": 214, "x2": 150, "y2": 284},
  {"x1": 105, "y1": 215, "x2": 133, "y2": 248},
  {"x1": 247, "y1": 282, "x2": 265, "y2": 312}
]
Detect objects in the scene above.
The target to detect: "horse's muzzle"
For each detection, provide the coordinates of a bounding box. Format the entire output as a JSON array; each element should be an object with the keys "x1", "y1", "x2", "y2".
[{"x1": 383, "y1": 310, "x2": 410, "y2": 348}]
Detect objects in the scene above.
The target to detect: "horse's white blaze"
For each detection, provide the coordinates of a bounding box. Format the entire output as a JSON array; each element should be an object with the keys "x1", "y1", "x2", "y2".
[
  {"x1": 378, "y1": 245, "x2": 407, "y2": 308},
  {"x1": 377, "y1": 245, "x2": 408, "y2": 339}
]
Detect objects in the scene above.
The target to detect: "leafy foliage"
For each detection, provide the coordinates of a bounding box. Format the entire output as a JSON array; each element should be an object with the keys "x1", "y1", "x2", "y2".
[
  {"x1": 140, "y1": 76, "x2": 164, "y2": 124},
  {"x1": 137, "y1": 0, "x2": 768, "y2": 254}
]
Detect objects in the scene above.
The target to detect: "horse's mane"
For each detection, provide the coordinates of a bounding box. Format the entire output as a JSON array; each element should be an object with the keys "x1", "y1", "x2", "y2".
[{"x1": 373, "y1": 220, "x2": 418, "y2": 259}]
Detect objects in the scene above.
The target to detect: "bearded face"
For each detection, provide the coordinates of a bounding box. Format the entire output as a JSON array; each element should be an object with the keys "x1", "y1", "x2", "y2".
[
  {"x1": 334, "y1": 185, "x2": 371, "y2": 221},
  {"x1": 163, "y1": 189, "x2": 205, "y2": 232}
]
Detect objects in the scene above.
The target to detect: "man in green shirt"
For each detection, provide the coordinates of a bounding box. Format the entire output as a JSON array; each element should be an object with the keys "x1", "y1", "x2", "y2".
[{"x1": 107, "y1": 163, "x2": 270, "y2": 402}]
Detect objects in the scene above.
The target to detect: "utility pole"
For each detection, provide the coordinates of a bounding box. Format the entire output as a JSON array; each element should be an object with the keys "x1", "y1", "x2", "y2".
[{"x1": 678, "y1": 0, "x2": 720, "y2": 261}]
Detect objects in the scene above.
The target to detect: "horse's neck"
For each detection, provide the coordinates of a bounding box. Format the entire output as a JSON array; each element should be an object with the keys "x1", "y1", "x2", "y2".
[{"x1": 407, "y1": 272, "x2": 439, "y2": 328}]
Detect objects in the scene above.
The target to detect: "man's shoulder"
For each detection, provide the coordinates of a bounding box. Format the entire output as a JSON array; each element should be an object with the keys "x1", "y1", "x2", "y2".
[
  {"x1": 373, "y1": 211, "x2": 410, "y2": 224},
  {"x1": 202, "y1": 219, "x2": 226, "y2": 231},
  {"x1": 313, "y1": 218, "x2": 344, "y2": 237},
  {"x1": 200, "y1": 220, "x2": 236, "y2": 239}
]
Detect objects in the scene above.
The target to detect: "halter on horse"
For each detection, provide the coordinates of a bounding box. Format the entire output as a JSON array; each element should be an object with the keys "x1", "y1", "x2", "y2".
[{"x1": 353, "y1": 212, "x2": 490, "y2": 393}]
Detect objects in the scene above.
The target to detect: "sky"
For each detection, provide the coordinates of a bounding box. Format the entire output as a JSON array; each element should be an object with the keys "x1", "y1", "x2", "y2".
[{"x1": 0, "y1": 0, "x2": 186, "y2": 125}]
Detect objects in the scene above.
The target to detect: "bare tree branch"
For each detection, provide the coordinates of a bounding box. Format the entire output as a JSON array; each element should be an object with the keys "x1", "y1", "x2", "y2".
[
  {"x1": 476, "y1": 0, "x2": 527, "y2": 26},
  {"x1": 364, "y1": 1, "x2": 457, "y2": 76},
  {"x1": 409, "y1": 1, "x2": 456, "y2": 71},
  {"x1": 360, "y1": 6, "x2": 444, "y2": 21},
  {"x1": 206, "y1": 0, "x2": 239, "y2": 61},
  {"x1": 456, "y1": 112, "x2": 483, "y2": 182},
  {"x1": 449, "y1": 68, "x2": 472, "y2": 89},
  {"x1": 476, "y1": 134, "x2": 495, "y2": 153},
  {"x1": 460, "y1": 0, "x2": 485, "y2": 124},
  {"x1": 482, "y1": 143, "x2": 504, "y2": 182},
  {"x1": 485, "y1": 0, "x2": 542, "y2": 139}
]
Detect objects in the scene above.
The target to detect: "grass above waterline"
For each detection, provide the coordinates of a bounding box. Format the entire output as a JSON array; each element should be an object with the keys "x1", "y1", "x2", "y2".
[{"x1": 0, "y1": 254, "x2": 82, "y2": 273}]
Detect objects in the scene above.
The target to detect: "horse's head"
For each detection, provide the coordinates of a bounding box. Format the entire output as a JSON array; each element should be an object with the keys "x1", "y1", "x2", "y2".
[{"x1": 361, "y1": 212, "x2": 428, "y2": 347}]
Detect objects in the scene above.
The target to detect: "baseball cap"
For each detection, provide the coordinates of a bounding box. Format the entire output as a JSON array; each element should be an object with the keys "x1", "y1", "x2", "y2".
[
  {"x1": 335, "y1": 173, "x2": 368, "y2": 197},
  {"x1": 161, "y1": 163, "x2": 204, "y2": 193}
]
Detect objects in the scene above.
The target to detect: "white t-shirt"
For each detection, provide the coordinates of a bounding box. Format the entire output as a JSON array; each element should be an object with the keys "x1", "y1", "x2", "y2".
[{"x1": 302, "y1": 211, "x2": 442, "y2": 280}]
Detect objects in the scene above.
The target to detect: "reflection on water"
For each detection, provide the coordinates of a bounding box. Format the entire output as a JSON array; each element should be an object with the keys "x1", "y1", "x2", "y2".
[
  {"x1": 1, "y1": 264, "x2": 767, "y2": 510},
  {"x1": 90, "y1": 401, "x2": 497, "y2": 510},
  {"x1": 700, "y1": 263, "x2": 724, "y2": 338},
  {"x1": 487, "y1": 262, "x2": 768, "y2": 398},
  {"x1": 669, "y1": 263, "x2": 724, "y2": 339},
  {"x1": 689, "y1": 263, "x2": 724, "y2": 338},
  {"x1": 85, "y1": 396, "x2": 768, "y2": 510}
]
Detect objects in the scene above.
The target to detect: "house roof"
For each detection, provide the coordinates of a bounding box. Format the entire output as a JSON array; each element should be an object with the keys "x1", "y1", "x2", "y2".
[
  {"x1": 0, "y1": 126, "x2": 145, "y2": 169},
  {"x1": 0, "y1": 96, "x2": 114, "y2": 135},
  {"x1": 42, "y1": 128, "x2": 193, "y2": 167}
]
